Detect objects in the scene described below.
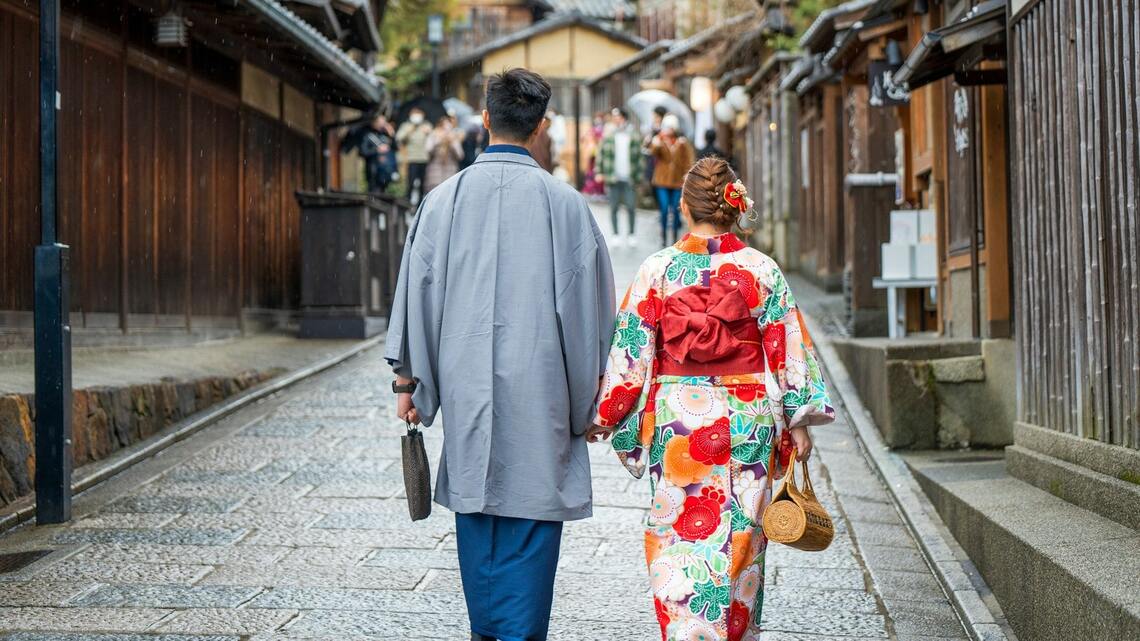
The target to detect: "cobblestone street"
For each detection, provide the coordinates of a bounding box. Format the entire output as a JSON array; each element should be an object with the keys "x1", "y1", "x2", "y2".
[{"x1": 0, "y1": 207, "x2": 969, "y2": 640}]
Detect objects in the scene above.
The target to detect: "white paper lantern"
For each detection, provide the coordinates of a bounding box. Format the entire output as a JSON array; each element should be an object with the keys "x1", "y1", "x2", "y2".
[
  {"x1": 726, "y1": 85, "x2": 749, "y2": 112},
  {"x1": 714, "y1": 98, "x2": 735, "y2": 123},
  {"x1": 689, "y1": 77, "x2": 713, "y2": 112}
]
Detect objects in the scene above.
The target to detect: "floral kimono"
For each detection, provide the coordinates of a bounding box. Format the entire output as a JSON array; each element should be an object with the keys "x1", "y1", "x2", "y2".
[{"x1": 593, "y1": 232, "x2": 835, "y2": 641}]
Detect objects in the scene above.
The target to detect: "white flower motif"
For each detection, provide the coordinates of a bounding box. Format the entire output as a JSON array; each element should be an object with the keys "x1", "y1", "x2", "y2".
[
  {"x1": 735, "y1": 565, "x2": 762, "y2": 604},
  {"x1": 677, "y1": 616, "x2": 723, "y2": 641},
  {"x1": 648, "y1": 484, "x2": 687, "y2": 526},
  {"x1": 735, "y1": 468, "x2": 770, "y2": 522},
  {"x1": 649, "y1": 555, "x2": 695, "y2": 602},
  {"x1": 667, "y1": 385, "x2": 724, "y2": 429}
]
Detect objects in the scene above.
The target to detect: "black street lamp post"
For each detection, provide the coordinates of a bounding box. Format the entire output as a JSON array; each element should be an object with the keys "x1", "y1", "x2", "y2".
[
  {"x1": 428, "y1": 14, "x2": 443, "y2": 100},
  {"x1": 34, "y1": 0, "x2": 73, "y2": 524}
]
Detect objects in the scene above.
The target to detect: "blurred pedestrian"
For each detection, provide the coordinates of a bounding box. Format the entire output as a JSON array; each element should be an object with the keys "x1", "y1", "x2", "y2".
[
  {"x1": 598, "y1": 108, "x2": 642, "y2": 246},
  {"x1": 460, "y1": 119, "x2": 487, "y2": 169},
  {"x1": 646, "y1": 113, "x2": 695, "y2": 246},
  {"x1": 397, "y1": 107, "x2": 432, "y2": 203},
  {"x1": 424, "y1": 115, "x2": 464, "y2": 194},
  {"x1": 531, "y1": 111, "x2": 556, "y2": 173},
  {"x1": 359, "y1": 114, "x2": 398, "y2": 194},
  {"x1": 697, "y1": 129, "x2": 726, "y2": 160}
]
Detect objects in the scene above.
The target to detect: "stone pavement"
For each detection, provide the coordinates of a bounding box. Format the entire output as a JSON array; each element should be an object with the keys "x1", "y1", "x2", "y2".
[{"x1": 0, "y1": 206, "x2": 968, "y2": 640}]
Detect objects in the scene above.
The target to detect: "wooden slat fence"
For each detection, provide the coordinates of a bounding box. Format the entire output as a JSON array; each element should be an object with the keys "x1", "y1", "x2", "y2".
[
  {"x1": 1009, "y1": 0, "x2": 1139, "y2": 449},
  {"x1": 0, "y1": 3, "x2": 319, "y2": 330}
]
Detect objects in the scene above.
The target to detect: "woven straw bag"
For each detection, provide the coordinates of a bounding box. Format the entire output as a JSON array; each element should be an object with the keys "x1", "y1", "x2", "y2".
[{"x1": 762, "y1": 447, "x2": 834, "y2": 551}]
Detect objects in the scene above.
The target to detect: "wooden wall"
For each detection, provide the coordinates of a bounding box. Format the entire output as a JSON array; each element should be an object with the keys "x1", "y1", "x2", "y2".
[
  {"x1": 796, "y1": 84, "x2": 846, "y2": 291},
  {"x1": 1010, "y1": 0, "x2": 1139, "y2": 449},
  {"x1": 0, "y1": 3, "x2": 316, "y2": 330}
]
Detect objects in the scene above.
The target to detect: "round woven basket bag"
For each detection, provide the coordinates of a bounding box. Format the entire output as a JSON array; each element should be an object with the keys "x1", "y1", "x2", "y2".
[{"x1": 762, "y1": 447, "x2": 835, "y2": 551}]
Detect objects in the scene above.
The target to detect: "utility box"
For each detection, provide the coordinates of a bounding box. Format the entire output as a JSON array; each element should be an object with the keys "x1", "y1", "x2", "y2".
[{"x1": 295, "y1": 191, "x2": 410, "y2": 339}]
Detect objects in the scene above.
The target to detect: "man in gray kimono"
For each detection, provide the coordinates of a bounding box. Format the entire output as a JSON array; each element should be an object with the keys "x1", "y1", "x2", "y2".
[{"x1": 384, "y1": 68, "x2": 616, "y2": 641}]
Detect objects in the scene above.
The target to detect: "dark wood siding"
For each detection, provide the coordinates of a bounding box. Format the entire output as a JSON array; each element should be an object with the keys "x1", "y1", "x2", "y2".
[
  {"x1": 0, "y1": 2, "x2": 318, "y2": 330},
  {"x1": 0, "y1": 7, "x2": 40, "y2": 313},
  {"x1": 1010, "y1": 0, "x2": 1139, "y2": 449}
]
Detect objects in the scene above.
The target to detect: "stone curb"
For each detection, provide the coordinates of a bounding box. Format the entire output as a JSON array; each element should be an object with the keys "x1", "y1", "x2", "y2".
[
  {"x1": 803, "y1": 313, "x2": 1014, "y2": 641},
  {"x1": 0, "y1": 334, "x2": 384, "y2": 535}
]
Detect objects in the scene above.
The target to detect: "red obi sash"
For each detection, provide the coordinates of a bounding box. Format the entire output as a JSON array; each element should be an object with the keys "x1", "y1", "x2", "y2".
[{"x1": 656, "y1": 279, "x2": 763, "y2": 376}]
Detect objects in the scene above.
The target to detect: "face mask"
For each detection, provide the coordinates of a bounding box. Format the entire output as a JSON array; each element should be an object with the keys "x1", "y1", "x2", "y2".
[{"x1": 410, "y1": 114, "x2": 423, "y2": 125}]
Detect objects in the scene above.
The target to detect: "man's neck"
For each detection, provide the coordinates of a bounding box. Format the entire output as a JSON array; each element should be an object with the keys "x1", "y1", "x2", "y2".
[{"x1": 487, "y1": 135, "x2": 529, "y2": 148}]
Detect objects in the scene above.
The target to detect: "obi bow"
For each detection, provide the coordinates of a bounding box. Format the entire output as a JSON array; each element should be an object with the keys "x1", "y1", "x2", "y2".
[{"x1": 660, "y1": 279, "x2": 754, "y2": 364}]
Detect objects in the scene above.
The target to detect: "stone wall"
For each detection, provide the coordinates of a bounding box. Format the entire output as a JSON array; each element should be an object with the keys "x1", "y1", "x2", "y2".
[
  {"x1": 0, "y1": 369, "x2": 282, "y2": 507},
  {"x1": 831, "y1": 337, "x2": 1015, "y2": 449}
]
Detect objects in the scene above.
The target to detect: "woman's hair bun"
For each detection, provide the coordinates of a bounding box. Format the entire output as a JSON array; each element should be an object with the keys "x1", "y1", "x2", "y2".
[{"x1": 682, "y1": 157, "x2": 742, "y2": 229}]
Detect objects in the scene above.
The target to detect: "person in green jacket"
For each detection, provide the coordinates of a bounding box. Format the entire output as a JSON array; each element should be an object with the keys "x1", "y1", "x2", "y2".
[{"x1": 597, "y1": 108, "x2": 644, "y2": 247}]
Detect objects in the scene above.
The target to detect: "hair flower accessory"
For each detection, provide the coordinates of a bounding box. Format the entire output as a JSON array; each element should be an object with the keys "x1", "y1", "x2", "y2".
[{"x1": 723, "y1": 180, "x2": 755, "y2": 213}]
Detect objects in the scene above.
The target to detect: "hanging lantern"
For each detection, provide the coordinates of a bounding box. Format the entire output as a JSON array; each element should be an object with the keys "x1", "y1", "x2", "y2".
[
  {"x1": 155, "y1": 7, "x2": 189, "y2": 48},
  {"x1": 689, "y1": 76, "x2": 714, "y2": 112},
  {"x1": 714, "y1": 98, "x2": 735, "y2": 123},
  {"x1": 726, "y1": 85, "x2": 749, "y2": 112}
]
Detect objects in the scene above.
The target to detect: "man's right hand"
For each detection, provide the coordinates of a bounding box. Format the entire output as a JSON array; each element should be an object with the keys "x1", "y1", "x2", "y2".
[{"x1": 397, "y1": 392, "x2": 421, "y2": 425}]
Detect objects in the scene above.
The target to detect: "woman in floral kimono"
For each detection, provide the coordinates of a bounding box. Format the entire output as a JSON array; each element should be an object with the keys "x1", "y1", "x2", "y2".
[{"x1": 590, "y1": 157, "x2": 835, "y2": 641}]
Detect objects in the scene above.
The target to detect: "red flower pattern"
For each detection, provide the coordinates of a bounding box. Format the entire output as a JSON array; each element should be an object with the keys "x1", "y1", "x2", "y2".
[
  {"x1": 637, "y1": 288, "x2": 663, "y2": 326},
  {"x1": 700, "y1": 486, "x2": 726, "y2": 506},
  {"x1": 763, "y1": 321, "x2": 786, "y2": 375},
  {"x1": 689, "y1": 418, "x2": 731, "y2": 465},
  {"x1": 597, "y1": 383, "x2": 639, "y2": 426},
  {"x1": 778, "y1": 428, "x2": 795, "y2": 471},
  {"x1": 654, "y1": 598, "x2": 670, "y2": 640},
  {"x1": 728, "y1": 600, "x2": 751, "y2": 640},
  {"x1": 715, "y1": 263, "x2": 759, "y2": 308},
  {"x1": 732, "y1": 384, "x2": 764, "y2": 403},
  {"x1": 674, "y1": 495, "x2": 722, "y2": 540},
  {"x1": 718, "y1": 233, "x2": 747, "y2": 253}
]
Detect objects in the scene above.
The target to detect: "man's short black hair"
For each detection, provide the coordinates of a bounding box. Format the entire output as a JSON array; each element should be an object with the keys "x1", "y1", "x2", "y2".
[
  {"x1": 653, "y1": 106, "x2": 668, "y2": 117},
  {"x1": 485, "y1": 68, "x2": 552, "y2": 142},
  {"x1": 704, "y1": 129, "x2": 717, "y2": 145},
  {"x1": 614, "y1": 107, "x2": 629, "y2": 120}
]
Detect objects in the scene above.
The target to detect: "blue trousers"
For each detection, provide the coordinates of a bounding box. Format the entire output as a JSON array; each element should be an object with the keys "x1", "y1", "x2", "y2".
[
  {"x1": 655, "y1": 186, "x2": 682, "y2": 244},
  {"x1": 455, "y1": 512, "x2": 564, "y2": 641}
]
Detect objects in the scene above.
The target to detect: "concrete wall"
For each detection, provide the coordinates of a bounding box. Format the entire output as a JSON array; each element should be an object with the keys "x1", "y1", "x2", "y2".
[{"x1": 832, "y1": 337, "x2": 1015, "y2": 449}]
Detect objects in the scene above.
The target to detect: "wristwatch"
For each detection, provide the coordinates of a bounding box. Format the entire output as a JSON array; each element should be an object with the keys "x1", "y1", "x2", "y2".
[{"x1": 392, "y1": 380, "x2": 417, "y2": 394}]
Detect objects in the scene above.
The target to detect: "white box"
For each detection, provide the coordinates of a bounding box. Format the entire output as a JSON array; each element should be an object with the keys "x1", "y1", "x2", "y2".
[
  {"x1": 890, "y1": 210, "x2": 919, "y2": 245},
  {"x1": 917, "y1": 209, "x2": 937, "y2": 244},
  {"x1": 881, "y1": 243, "x2": 913, "y2": 280},
  {"x1": 914, "y1": 244, "x2": 938, "y2": 280}
]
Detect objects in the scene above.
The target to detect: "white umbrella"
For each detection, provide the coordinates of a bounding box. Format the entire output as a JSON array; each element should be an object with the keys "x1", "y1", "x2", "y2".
[
  {"x1": 626, "y1": 90, "x2": 695, "y2": 138},
  {"x1": 443, "y1": 97, "x2": 475, "y2": 121}
]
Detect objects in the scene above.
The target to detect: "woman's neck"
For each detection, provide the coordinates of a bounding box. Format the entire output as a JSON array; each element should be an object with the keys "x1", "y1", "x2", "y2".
[{"x1": 689, "y1": 223, "x2": 732, "y2": 237}]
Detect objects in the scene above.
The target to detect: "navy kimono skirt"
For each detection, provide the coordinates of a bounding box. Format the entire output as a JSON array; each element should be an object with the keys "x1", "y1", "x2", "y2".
[{"x1": 455, "y1": 512, "x2": 564, "y2": 641}]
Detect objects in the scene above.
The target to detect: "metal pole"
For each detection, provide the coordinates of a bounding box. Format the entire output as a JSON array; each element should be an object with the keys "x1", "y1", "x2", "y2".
[
  {"x1": 34, "y1": 0, "x2": 73, "y2": 524},
  {"x1": 431, "y1": 45, "x2": 440, "y2": 100},
  {"x1": 574, "y1": 82, "x2": 582, "y2": 188}
]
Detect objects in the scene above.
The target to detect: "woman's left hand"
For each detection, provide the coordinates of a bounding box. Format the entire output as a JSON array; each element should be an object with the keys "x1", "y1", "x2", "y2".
[
  {"x1": 585, "y1": 424, "x2": 614, "y2": 443},
  {"x1": 789, "y1": 425, "x2": 813, "y2": 461}
]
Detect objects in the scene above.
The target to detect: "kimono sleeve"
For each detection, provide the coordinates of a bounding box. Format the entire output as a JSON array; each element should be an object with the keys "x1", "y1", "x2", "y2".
[
  {"x1": 383, "y1": 203, "x2": 444, "y2": 426},
  {"x1": 592, "y1": 258, "x2": 661, "y2": 429},
  {"x1": 555, "y1": 204, "x2": 617, "y2": 436},
  {"x1": 759, "y1": 265, "x2": 835, "y2": 429}
]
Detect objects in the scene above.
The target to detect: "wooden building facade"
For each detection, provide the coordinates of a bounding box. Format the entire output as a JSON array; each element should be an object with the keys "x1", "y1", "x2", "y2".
[
  {"x1": 0, "y1": 0, "x2": 381, "y2": 339},
  {"x1": 786, "y1": 54, "x2": 849, "y2": 293},
  {"x1": 1008, "y1": 0, "x2": 1139, "y2": 452}
]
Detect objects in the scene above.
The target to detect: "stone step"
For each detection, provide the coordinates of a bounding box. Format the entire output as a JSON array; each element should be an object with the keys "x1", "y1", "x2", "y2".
[
  {"x1": 905, "y1": 453, "x2": 1140, "y2": 641},
  {"x1": 1006, "y1": 444, "x2": 1140, "y2": 532}
]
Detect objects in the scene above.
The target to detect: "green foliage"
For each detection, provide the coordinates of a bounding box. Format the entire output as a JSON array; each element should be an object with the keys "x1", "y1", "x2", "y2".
[
  {"x1": 766, "y1": 0, "x2": 849, "y2": 51},
  {"x1": 376, "y1": 0, "x2": 458, "y2": 92},
  {"x1": 1120, "y1": 470, "x2": 1140, "y2": 485}
]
